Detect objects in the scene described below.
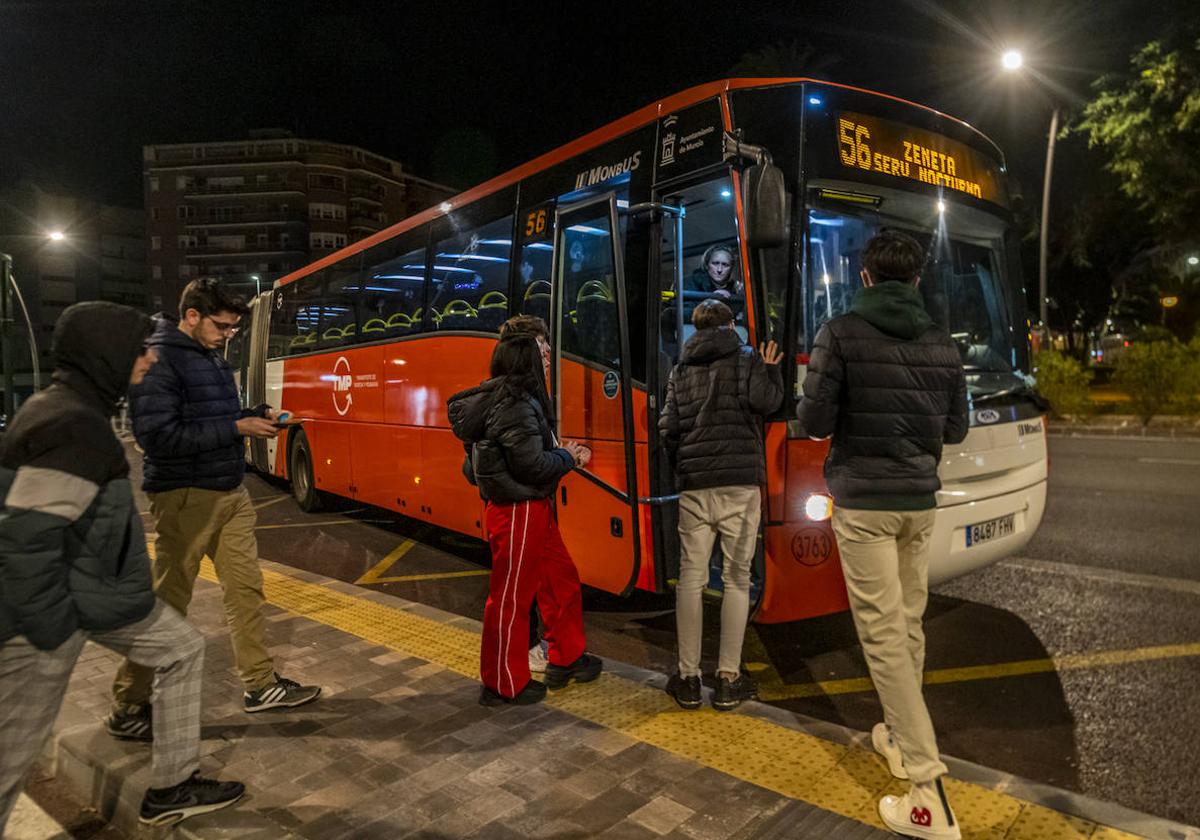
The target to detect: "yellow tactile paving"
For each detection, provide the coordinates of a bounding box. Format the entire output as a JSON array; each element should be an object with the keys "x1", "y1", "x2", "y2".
[{"x1": 189, "y1": 556, "x2": 1152, "y2": 840}]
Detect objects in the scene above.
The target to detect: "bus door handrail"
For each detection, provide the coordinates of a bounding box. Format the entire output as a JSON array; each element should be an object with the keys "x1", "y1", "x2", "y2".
[{"x1": 625, "y1": 201, "x2": 686, "y2": 354}]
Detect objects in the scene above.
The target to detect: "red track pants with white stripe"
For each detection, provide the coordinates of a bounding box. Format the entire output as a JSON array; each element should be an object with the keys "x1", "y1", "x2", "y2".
[{"x1": 481, "y1": 498, "x2": 586, "y2": 698}]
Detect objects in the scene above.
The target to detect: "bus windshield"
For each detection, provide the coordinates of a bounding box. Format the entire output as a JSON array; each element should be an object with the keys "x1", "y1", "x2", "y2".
[{"x1": 806, "y1": 197, "x2": 1028, "y2": 399}]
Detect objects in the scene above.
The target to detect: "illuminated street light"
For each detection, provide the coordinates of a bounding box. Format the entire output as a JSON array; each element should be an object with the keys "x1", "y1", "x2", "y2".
[
  {"x1": 1161, "y1": 296, "x2": 1180, "y2": 309},
  {"x1": 1001, "y1": 50, "x2": 1024, "y2": 71},
  {"x1": 937, "y1": 199, "x2": 947, "y2": 214},
  {"x1": 47, "y1": 230, "x2": 66, "y2": 242},
  {"x1": 1188, "y1": 255, "x2": 1199, "y2": 266}
]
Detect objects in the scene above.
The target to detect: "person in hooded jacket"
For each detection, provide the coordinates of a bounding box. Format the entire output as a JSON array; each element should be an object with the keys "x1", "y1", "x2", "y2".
[
  {"x1": 0, "y1": 302, "x2": 244, "y2": 830},
  {"x1": 659, "y1": 299, "x2": 783, "y2": 712},
  {"x1": 447, "y1": 335, "x2": 603, "y2": 705},
  {"x1": 108, "y1": 279, "x2": 319, "y2": 741},
  {"x1": 797, "y1": 230, "x2": 968, "y2": 840}
]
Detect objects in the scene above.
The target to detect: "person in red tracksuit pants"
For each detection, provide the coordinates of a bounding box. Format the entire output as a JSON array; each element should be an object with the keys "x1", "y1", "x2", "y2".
[{"x1": 447, "y1": 335, "x2": 603, "y2": 704}]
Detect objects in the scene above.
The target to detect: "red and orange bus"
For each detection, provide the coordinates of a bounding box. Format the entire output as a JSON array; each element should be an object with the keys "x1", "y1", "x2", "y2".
[{"x1": 227, "y1": 78, "x2": 1048, "y2": 624}]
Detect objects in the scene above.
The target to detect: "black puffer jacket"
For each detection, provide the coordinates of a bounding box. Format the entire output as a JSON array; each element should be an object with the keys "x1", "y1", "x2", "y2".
[
  {"x1": 659, "y1": 327, "x2": 783, "y2": 491},
  {"x1": 447, "y1": 378, "x2": 574, "y2": 503},
  {"x1": 131, "y1": 315, "x2": 264, "y2": 493},
  {"x1": 797, "y1": 281, "x2": 969, "y2": 510},
  {"x1": 0, "y1": 302, "x2": 156, "y2": 649}
]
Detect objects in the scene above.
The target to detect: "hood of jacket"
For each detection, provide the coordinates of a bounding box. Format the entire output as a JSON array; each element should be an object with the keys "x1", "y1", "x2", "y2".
[
  {"x1": 680, "y1": 325, "x2": 742, "y2": 365},
  {"x1": 50, "y1": 302, "x2": 154, "y2": 412},
  {"x1": 850, "y1": 281, "x2": 934, "y2": 340},
  {"x1": 447, "y1": 379, "x2": 503, "y2": 443}
]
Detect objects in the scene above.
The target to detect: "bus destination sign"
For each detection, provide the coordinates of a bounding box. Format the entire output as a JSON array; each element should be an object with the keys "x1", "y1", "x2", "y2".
[{"x1": 836, "y1": 111, "x2": 1007, "y2": 207}]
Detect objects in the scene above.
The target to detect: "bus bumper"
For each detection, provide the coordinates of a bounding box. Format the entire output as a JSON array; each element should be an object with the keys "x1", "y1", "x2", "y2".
[{"x1": 929, "y1": 478, "x2": 1047, "y2": 586}]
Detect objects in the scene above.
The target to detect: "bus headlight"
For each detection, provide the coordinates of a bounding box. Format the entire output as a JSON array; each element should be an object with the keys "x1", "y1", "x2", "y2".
[{"x1": 804, "y1": 494, "x2": 833, "y2": 521}]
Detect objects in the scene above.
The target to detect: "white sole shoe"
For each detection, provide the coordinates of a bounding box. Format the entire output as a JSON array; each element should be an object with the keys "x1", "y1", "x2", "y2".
[
  {"x1": 871, "y1": 723, "x2": 909, "y2": 779},
  {"x1": 878, "y1": 786, "x2": 960, "y2": 840}
]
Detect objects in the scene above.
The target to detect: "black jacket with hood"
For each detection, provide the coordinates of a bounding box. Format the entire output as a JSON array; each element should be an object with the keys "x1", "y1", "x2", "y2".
[
  {"x1": 446, "y1": 378, "x2": 574, "y2": 504},
  {"x1": 658, "y1": 326, "x2": 783, "y2": 491},
  {"x1": 0, "y1": 302, "x2": 157, "y2": 649},
  {"x1": 797, "y1": 281, "x2": 969, "y2": 510}
]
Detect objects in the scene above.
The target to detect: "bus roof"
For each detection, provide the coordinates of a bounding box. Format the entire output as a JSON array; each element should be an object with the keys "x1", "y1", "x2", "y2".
[{"x1": 277, "y1": 77, "x2": 1000, "y2": 289}]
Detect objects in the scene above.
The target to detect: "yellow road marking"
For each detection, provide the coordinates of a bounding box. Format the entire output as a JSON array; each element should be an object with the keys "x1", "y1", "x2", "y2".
[
  {"x1": 185, "y1": 557, "x2": 1148, "y2": 840},
  {"x1": 352, "y1": 528, "x2": 483, "y2": 585},
  {"x1": 254, "y1": 519, "x2": 359, "y2": 531},
  {"x1": 252, "y1": 495, "x2": 290, "y2": 511},
  {"x1": 756, "y1": 642, "x2": 1200, "y2": 701}
]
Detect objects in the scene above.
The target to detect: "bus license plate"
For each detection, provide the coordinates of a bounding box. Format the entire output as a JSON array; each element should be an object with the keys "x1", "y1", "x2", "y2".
[{"x1": 965, "y1": 514, "x2": 1015, "y2": 547}]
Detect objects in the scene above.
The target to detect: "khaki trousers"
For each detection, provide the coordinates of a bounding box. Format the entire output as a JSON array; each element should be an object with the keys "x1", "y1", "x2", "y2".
[
  {"x1": 676, "y1": 485, "x2": 761, "y2": 678},
  {"x1": 832, "y1": 506, "x2": 948, "y2": 784},
  {"x1": 112, "y1": 485, "x2": 274, "y2": 705}
]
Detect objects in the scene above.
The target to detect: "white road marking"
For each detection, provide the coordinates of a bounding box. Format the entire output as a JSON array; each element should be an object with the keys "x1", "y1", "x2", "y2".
[
  {"x1": 998, "y1": 557, "x2": 1200, "y2": 597},
  {"x1": 1137, "y1": 457, "x2": 1200, "y2": 466}
]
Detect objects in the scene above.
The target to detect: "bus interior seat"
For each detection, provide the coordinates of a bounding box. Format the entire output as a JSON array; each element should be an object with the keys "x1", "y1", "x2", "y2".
[
  {"x1": 476, "y1": 290, "x2": 508, "y2": 332},
  {"x1": 574, "y1": 280, "x2": 619, "y2": 365},
  {"x1": 362, "y1": 318, "x2": 387, "y2": 334},
  {"x1": 522, "y1": 281, "x2": 552, "y2": 324},
  {"x1": 386, "y1": 312, "x2": 413, "y2": 334},
  {"x1": 437, "y1": 299, "x2": 477, "y2": 331}
]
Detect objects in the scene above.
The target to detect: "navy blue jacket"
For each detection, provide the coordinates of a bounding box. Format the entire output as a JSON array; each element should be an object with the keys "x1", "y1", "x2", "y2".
[
  {"x1": 131, "y1": 315, "x2": 262, "y2": 493},
  {"x1": 1, "y1": 302, "x2": 157, "y2": 649}
]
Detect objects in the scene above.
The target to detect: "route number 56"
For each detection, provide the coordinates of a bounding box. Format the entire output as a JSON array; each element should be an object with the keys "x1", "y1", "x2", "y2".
[
  {"x1": 525, "y1": 208, "x2": 548, "y2": 238},
  {"x1": 838, "y1": 118, "x2": 872, "y2": 170}
]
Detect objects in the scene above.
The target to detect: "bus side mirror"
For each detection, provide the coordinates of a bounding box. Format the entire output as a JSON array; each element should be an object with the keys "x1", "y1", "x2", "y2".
[{"x1": 743, "y1": 162, "x2": 788, "y2": 249}]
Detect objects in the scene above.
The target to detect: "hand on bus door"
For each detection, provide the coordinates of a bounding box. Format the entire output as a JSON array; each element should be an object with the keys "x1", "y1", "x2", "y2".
[
  {"x1": 237, "y1": 417, "x2": 282, "y2": 439},
  {"x1": 563, "y1": 441, "x2": 592, "y2": 468},
  {"x1": 758, "y1": 340, "x2": 783, "y2": 366}
]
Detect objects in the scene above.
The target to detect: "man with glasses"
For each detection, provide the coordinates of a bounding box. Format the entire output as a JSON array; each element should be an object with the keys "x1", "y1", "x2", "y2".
[{"x1": 108, "y1": 280, "x2": 319, "y2": 742}]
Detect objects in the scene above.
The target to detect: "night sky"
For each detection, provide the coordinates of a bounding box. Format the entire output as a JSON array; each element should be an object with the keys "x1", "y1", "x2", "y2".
[{"x1": 0, "y1": 0, "x2": 1190, "y2": 209}]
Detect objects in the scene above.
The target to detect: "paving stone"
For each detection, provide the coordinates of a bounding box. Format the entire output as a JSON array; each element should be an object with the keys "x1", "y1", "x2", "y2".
[{"x1": 629, "y1": 795, "x2": 697, "y2": 835}]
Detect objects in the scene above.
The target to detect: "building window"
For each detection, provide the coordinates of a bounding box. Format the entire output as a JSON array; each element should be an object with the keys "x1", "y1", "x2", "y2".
[
  {"x1": 307, "y1": 173, "x2": 346, "y2": 190},
  {"x1": 208, "y1": 234, "x2": 244, "y2": 252},
  {"x1": 178, "y1": 235, "x2": 198, "y2": 249},
  {"x1": 309, "y1": 233, "x2": 347, "y2": 250},
  {"x1": 151, "y1": 265, "x2": 162, "y2": 280},
  {"x1": 308, "y1": 203, "x2": 346, "y2": 220},
  {"x1": 178, "y1": 264, "x2": 196, "y2": 280},
  {"x1": 176, "y1": 176, "x2": 194, "y2": 190},
  {"x1": 150, "y1": 207, "x2": 160, "y2": 221},
  {"x1": 151, "y1": 236, "x2": 161, "y2": 251},
  {"x1": 149, "y1": 177, "x2": 160, "y2": 192},
  {"x1": 177, "y1": 205, "x2": 195, "y2": 220}
]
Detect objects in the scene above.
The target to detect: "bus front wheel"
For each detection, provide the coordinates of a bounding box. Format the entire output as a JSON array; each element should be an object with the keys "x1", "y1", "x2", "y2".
[{"x1": 289, "y1": 430, "x2": 324, "y2": 513}]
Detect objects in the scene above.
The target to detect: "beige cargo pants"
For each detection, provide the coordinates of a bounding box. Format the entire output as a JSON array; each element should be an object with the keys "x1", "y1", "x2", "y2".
[
  {"x1": 112, "y1": 485, "x2": 274, "y2": 706},
  {"x1": 832, "y1": 507, "x2": 949, "y2": 784}
]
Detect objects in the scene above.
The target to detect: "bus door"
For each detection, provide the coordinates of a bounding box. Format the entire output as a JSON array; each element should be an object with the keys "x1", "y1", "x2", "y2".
[
  {"x1": 551, "y1": 195, "x2": 640, "y2": 595},
  {"x1": 653, "y1": 172, "x2": 767, "y2": 603},
  {"x1": 244, "y1": 290, "x2": 272, "y2": 473}
]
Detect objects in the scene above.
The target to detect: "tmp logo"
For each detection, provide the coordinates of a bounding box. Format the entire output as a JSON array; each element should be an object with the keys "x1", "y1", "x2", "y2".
[{"x1": 332, "y1": 356, "x2": 353, "y2": 416}]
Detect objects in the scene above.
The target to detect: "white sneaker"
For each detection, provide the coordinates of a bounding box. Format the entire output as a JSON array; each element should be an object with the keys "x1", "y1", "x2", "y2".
[
  {"x1": 879, "y1": 778, "x2": 960, "y2": 840},
  {"x1": 871, "y1": 723, "x2": 909, "y2": 779},
  {"x1": 528, "y1": 642, "x2": 549, "y2": 674}
]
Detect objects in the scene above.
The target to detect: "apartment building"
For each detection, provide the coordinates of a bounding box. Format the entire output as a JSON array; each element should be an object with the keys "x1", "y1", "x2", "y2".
[{"x1": 144, "y1": 130, "x2": 455, "y2": 309}]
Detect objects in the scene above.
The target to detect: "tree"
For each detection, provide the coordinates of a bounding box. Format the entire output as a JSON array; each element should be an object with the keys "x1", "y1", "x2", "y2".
[
  {"x1": 1074, "y1": 34, "x2": 1200, "y2": 240},
  {"x1": 728, "y1": 40, "x2": 840, "y2": 79}
]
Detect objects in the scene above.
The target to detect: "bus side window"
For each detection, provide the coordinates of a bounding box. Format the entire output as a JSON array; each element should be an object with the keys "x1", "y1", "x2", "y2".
[
  {"x1": 268, "y1": 271, "x2": 325, "y2": 358},
  {"x1": 428, "y1": 215, "x2": 513, "y2": 333},
  {"x1": 320, "y1": 254, "x2": 364, "y2": 349},
  {"x1": 517, "y1": 240, "x2": 554, "y2": 325},
  {"x1": 358, "y1": 226, "x2": 430, "y2": 339}
]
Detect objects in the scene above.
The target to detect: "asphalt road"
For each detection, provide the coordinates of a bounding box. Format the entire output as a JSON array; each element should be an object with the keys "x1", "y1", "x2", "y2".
[{"x1": 123, "y1": 433, "x2": 1200, "y2": 826}]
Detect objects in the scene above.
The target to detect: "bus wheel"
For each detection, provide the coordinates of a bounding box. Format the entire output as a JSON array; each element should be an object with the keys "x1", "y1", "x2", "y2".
[{"x1": 289, "y1": 430, "x2": 324, "y2": 512}]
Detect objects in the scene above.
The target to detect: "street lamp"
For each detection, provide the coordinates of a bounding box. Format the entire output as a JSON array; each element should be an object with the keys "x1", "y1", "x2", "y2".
[
  {"x1": 1002, "y1": 48, "x2": 1058, "y2": 330},
  {"x1": 1, "y1": 232, "x2": 62, "y2": 418},
  {"x1": 250, "y1": 274, "x2": 262, "y2": 295}
]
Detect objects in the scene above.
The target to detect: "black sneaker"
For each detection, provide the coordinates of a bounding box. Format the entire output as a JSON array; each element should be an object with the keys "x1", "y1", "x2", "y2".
[
  {"x1": 105, "y1": 704, "x2": 153, "y2": 742},
  {"x1": 138, "y1": 772, "x2": 245, "y2": 826},
  {"x1": 712, "y1": 672, "x2": 757, "y2": 711},
  {"x1": 544, "y1": 652, "x2": 603, "y2": 689},
  {"x1": 479, "y1": 678, "x2": 548, "y2": 707},
  {"x1": 665, "y1": 673, "x2": 702, "y2": 710},
  {"x1": 243, "y1": 673, "x2": 321, "y2": 713}
]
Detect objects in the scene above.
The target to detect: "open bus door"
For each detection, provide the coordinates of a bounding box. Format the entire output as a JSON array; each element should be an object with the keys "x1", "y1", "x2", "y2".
[
  {"x1": 244, "y1": 290, "x2": 273, "y2": 473},
  {"x1": 551, "y1": 194, "x2": 641, "y2": 595}
]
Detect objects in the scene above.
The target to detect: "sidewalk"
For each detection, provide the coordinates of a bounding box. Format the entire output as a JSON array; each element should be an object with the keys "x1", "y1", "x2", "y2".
[
  {"x1": 33, "y1": 554, "x2": 1196, "y2": 840},
  {"x1": 1048, "y1": 414, "x2": 1200, "y2": 439}
]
